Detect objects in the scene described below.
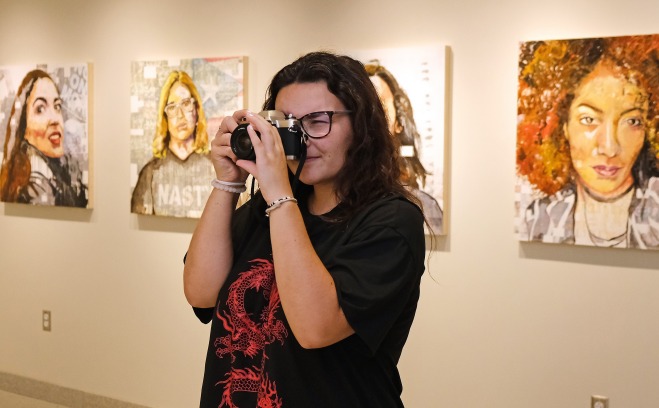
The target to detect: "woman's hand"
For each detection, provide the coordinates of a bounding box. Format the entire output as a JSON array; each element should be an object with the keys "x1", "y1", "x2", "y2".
[
  {"x1": 211, "y1": 111, "x2": 250, "y2": 183},
  {"x1": 235, "y1": 111, "x2": 294, "y2": 203}
]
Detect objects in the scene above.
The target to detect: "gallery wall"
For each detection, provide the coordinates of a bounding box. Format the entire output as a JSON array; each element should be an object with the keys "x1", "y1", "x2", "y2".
[{"x1": 1, "y1": 0, "x2": 658, "y2": 407}]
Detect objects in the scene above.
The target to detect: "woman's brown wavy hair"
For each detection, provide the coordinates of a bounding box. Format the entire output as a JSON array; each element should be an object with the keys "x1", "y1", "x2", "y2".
[
  {"x1": 0, "y1": 69, "x2": 57, "y2": 202},
  {"x1": 364, "y1": 62, "x2": 430, "y2": 190},
  {"x1": 262, "y1": 51, "x2": 422, "y2": 223}
]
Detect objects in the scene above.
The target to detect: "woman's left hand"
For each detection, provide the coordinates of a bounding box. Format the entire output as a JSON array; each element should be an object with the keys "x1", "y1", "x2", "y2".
[{"x1": 236, "y1": 111, "x2": 294, "y2": 203}]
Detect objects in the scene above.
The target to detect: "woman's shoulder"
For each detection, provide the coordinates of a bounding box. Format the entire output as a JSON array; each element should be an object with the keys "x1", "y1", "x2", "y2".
[
  {"x1": 524, "y1": 185, "x2": 576, "y2": 218},
  {"x1": 647, "y1": 176, "x2": 659, "y2": 192},
  {"x1": 635, "y1": 176, "x2": 659, "y2": 205},
  {"x1": 522, "y1": 185, "x2": 577, "y2": 238},
  {"x1": 351, "y1": 194, "x2": 424, "y2": 234}
]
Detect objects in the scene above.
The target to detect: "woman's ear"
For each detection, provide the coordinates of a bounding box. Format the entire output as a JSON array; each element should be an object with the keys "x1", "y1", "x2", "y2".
[{"x1": 393, "y1": 119, "x2": 403, "y2": 135}]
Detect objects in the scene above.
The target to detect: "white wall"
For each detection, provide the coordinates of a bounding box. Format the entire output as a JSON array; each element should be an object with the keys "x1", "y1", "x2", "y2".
[{"x1": 1, "y1": 0, "x2": 659, "y2": 407}]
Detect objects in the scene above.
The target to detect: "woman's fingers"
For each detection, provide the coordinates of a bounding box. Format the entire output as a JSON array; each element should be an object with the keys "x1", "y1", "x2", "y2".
[
  {"x1": 243, "y1": 112, "x2": 285, "y2": 160},
  {"x1": 210, "y1": 116, "x2": 249, "y2": 182},
  {"x1": 214, "y1": 110, "x2": 291, "y2": 197}
]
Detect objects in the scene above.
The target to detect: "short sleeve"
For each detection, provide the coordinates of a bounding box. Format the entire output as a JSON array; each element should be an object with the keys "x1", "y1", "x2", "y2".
[
  {"x1": 326, "y1": 199, "x2": 425, "y2": 354},
  {"x1": 193, "y1": 307, "x2": 214, "y2": 324}
]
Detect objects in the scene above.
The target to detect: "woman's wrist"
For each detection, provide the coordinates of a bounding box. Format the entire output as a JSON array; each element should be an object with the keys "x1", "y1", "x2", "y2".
[
  {"x1": 211, "y1": 178, "x2": 246, "y2": 194},
  {"x1": 265, "y1": 196, "x2": 298, "y2": 217}
]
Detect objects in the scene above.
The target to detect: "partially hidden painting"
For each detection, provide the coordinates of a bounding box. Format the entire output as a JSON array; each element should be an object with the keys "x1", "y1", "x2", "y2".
[
  {"x1": 516, "y1": 34, "x2": 659, "y2": 249},
  {"x1": 350, "y1": 46, "x2": 448, "y2": 235},
  {"x1": 130, "y1": 57, "x2": 246, "y2": 218},
  {"x1": 0, "y1": 63, "x2": 91, "y2": 208}
]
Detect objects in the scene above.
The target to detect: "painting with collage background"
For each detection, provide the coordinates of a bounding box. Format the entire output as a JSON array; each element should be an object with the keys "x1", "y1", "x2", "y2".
[
  {"x1": 130, "y1": 57, "x2": 246, "y2": 218},
  {"x1": 0, "y1": 63, "x2": 91, "y2": 208}
]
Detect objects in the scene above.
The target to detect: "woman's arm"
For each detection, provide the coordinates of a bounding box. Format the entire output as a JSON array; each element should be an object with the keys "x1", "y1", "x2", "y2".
[
  {"x1": 236, "y1": 111, "x2": 353, "y2": 349},
  {"x1": 183, "y1": 188, "x2": 240, "y2": 308},
  {"x1": 183, "y1": 113, "x2": 248, "y2": 308},
  {"x1": 268, "y1": 204, "x2": 355, "y2": 349}
]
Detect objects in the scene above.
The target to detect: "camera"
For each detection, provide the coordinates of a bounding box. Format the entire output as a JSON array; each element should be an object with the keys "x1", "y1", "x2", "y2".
[{"x1": 230, "y1": 110, "x2": 304, "y2": 161}]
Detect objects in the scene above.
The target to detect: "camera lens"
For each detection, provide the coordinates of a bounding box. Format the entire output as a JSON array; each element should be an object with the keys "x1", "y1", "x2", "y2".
[{"x1": 230, "y1": 124, "x2": 257, "y2": 161}]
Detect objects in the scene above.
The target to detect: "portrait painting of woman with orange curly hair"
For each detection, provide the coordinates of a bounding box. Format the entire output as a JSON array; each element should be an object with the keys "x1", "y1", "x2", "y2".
[{"x1": 516, "y1": 35, "x2": 659, "y2": 249}]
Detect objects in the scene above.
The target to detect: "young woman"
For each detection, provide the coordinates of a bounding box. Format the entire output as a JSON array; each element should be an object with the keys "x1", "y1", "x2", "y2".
[{"x1": 184, "y1": 52, "x2": 427, "y2": 407}]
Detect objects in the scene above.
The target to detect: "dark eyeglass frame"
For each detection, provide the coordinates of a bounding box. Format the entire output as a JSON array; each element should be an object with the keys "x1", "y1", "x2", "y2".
[
  {"x1": 298, "y1": 110, "x2": 352, "y2": 139},
  {"x1": 164, "y1": 97, "x2": 196, "y2": 117}
]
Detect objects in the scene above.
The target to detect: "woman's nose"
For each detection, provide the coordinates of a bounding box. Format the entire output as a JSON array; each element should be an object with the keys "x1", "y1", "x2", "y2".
[
  {"x1": 48, "y1": 111, "x2": 62, "y2": 125},
  {"x1": 596, "y1": 121, "x2": 620, "y2": 157},
  {"x1": 174, "y1": 106, "x2": 186, "y2": 119}
]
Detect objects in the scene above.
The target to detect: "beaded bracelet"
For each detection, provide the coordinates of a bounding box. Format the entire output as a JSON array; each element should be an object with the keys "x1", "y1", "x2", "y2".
[
  {"x1": 211, "y1": 178, "x2": 247, "y2": 194},
  {"x1": 265, "y1": 196, "x2": 298, "y2": 217}
]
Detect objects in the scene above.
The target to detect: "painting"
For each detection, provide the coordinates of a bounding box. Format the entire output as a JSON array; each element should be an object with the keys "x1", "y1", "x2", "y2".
[
  {"x1": 130, "y1": 56, "x2": 246, "y2": 218},
  {"x1": 515, "y1": 34, "x2": 659, "y2": 249},
  {"x1": 0, "y1": 63, "x2": 91, "y2": 208},
  {"x1": 349, "y1": 45, "x2": 447, "y2": 235}
]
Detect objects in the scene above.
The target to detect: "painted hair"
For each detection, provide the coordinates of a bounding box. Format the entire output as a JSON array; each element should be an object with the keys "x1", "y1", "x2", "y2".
[
  {"x1": 364, "y1": 62, "x2": 430, "y2": 190},
  {"x1": 262, "y1": 51, "x2": 420, "y2": 221},
  {"x1": 153, "y1": 70, "x2": 208, "y2": 158},
  {"x1": 0, "y1": 69, "x2": 58, "y2": 202},
  {"x1": 517, "y1": 35, "x2": 659, "y2": 195}
]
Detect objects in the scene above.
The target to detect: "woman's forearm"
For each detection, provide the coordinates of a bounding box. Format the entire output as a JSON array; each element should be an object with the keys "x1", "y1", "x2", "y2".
[
  {"x1": 268, "y1": 203, "x2": 354, "y2": 349},
  {"x1": 183, "y1": 188, "x2": 239, "y2": 308}
]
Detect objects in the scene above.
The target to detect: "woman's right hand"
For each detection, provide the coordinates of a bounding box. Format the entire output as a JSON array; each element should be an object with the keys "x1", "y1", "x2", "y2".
[{"x1": 210, "y1": 110, "x2": 250, "y2": 183}]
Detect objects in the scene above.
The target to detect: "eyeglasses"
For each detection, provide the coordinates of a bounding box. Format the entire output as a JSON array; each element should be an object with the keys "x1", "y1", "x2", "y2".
[
  {"x1": 164, "y1": 97, "x2": 196, "y2": 117},
  {"x1": 298, "y1": 110, "x2": 351, "y2": 139}
]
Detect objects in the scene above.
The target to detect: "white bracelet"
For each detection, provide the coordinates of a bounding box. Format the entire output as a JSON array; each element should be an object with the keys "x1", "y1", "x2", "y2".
[
  {"x1": 211, "y1": 178, "x2": 247, "y2": 194},
  {"x1": 265, "y1": 196, "x2": 297, "y2": 217}
]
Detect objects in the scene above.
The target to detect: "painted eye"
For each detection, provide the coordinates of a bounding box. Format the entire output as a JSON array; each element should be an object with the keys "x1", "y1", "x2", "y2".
[
  {"x1": 579, "y1": 116, "x2": 595, "y2": 125},
  {"x1": 182, "y1": 98, "x2": 194, "y2": 110},
  {"x1": 626, "y1": 117, "x2": 643, "y2": 127}
]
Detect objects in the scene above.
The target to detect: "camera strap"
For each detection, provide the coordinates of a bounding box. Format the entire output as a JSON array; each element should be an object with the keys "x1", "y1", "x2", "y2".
[
  {"x1": 248, "y1": 141, "x2": 307, "y2": 204},
  {"x1": 291, "y1": 142, "x2": 307, "y2": 195}
]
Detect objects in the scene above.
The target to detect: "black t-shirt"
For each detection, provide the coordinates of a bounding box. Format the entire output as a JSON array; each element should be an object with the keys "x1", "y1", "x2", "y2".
[{"x1": 194, "y1": 192, "x2": 425, "y2": 407}]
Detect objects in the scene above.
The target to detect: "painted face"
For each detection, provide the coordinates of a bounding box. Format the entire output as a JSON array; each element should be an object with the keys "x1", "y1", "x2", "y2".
[
  {"x1": 166, "y1": 81, "x2": 197, "y2": 143},
  {"x1": 370, "y1": 75, "x2": 397, "y2": 135},
  {"x1": 565, "y1": 63, "x2": 647, "y2": 199},
  {"x1": 24, "y1": 78, "x2": 64, "y2": 158},
  {"x1": 275, "y1": 81, "x2": 353, "y2": 191}
]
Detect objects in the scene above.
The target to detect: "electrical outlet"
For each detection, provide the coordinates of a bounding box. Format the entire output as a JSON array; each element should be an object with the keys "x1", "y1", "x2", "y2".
[
  {"x1": 42, "y1": 310, "x2": 51, "y2": 332},
  {"x1": 591, "y1": 395, "x2": 609, "y2": 408}
]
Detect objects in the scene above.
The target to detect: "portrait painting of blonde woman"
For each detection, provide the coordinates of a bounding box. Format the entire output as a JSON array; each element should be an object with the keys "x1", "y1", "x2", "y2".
[
  {"x1": 130, "y1": 57, "x2": 246, "y2": 218},
  {"x1": 0, "y1": 64, "x2": 91, "y2": 208},
  {"x1": 516, "y1": 35, "x2": 659, "y2": 249},
  {"x1": 351, "y1": 46, "x2": 447, "y2": 235}
]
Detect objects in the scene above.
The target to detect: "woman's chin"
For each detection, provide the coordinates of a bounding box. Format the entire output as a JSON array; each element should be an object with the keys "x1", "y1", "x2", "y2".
[{"x1": 44, "y1": 148, "x2": 65, "y2": 159}]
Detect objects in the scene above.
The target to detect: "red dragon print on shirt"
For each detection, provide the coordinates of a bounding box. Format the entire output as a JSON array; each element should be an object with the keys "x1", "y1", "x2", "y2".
[{"x1": 214, "y1": 258, "x2": 288, "y2": 408}]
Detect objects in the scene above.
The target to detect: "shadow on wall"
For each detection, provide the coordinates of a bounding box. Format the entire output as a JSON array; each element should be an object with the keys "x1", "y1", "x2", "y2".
[
  {"x1": 3, "y1": 202, "x2": 92, "y2": 223},
  {"x1": 519, "y1": 241, "x2": 659, "y2": 270}
]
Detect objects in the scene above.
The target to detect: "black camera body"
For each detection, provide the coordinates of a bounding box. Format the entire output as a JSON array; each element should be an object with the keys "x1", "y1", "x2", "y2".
[{"x1": 230, "y1": 110, "x2": 304, "y2": 161}]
